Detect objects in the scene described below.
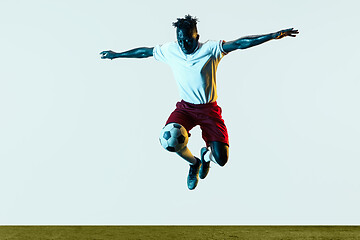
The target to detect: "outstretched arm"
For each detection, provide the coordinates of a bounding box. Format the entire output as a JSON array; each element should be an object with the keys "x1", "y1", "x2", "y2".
[
  {"x1": 100, "y1": 47, "x2": 154, "y2": 60},
  {"x1": 223, "y1": 28, "x2": 299, "y2": 53}
]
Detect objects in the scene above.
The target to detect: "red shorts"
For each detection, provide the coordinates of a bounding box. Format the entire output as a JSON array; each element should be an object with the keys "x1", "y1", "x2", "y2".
[{"x1": 165, "y1": 100, "x2": 229, "y2": 147}]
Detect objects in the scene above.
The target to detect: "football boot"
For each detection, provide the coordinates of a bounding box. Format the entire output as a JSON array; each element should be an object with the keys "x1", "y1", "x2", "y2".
[{"x1": 187, "y1": 157, "x2": 201, "y2": 190}]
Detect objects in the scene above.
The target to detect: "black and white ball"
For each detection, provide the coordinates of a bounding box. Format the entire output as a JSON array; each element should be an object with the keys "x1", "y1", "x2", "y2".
[{"x1": 159, "y1": 123, "x2": 189, "y2": 152}]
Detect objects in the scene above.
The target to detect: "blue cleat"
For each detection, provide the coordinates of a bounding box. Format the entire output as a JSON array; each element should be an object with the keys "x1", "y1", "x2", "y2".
[{"x1": 187, "y1": 157, "x2": 201, "y2": 190}]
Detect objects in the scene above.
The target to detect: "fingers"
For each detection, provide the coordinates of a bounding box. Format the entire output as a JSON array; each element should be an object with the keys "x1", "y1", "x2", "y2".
[
  {"x1": 275, "y1": 28, "x2": 299, "y2": 40},
  {"x1": 281, "y1": 28, "x2": 299, "y2": 38},
  {"x1": 289, "y1": 29, "x2": 299, "y2": 37},
  {"x1": 286, "y1": 29, "x2": 299, "y2": 34},
  {"x1": 281, "y1": 28, "x2": 299, "y2": 33}
]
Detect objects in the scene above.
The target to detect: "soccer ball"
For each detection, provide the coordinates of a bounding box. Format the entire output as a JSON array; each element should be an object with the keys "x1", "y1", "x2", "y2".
[{"x1": 159, "y1": 123, "x2": 189, "y2": 152}]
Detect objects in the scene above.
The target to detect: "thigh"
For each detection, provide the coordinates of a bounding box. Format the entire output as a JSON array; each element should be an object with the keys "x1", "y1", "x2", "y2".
[
  {"x1": 196, "y1": 104, "x2": 229, "y2": 147},
  {"x1": 165, "y1": 106, "x2": 197, "y2": 137}
]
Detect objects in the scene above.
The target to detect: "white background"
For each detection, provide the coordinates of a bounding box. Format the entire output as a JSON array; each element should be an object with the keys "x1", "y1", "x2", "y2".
[{"x1": 1, "y1": 0, "x2": 359, "y2": 224}]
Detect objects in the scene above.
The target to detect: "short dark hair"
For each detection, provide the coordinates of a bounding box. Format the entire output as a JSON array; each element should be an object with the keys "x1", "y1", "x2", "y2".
[{"x1": 172, "y1": 14, "x2": 199, "y2": 33}]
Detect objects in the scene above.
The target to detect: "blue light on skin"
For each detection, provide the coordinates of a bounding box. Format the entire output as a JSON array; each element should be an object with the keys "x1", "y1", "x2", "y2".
[{"x1": 176, "y1": 28, "x2": 199, "y2": 54}]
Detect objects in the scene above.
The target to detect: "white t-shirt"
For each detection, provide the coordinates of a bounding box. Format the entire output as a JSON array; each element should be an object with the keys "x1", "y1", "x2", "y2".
[{"x1": 153, "y1": 40, "x2": 227, "y2": 104}]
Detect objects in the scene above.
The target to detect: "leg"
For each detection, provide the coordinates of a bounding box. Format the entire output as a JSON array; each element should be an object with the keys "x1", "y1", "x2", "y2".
[
  {"x1": 200, "y1": 141, "x2": 228, "y2": 179},
  {"x1": 161, "y1": 122, "x2": 200, "y2": 190},
  {"x1": 209, "y1": 141, "x2": 229, "y2": 167},
  {"x1": 197, "y1": 103, "x2": 228, "y2": 167},
  {"x1": 164, "y1": 102, "x2": 197, "y2": 165},
  {"x1": 176, "y1": 145, "x2": 197, "y2": 165},
  {"x1": 176, "y1": 145, "x2": 201, "y2": 190},
  {"x1": 163, "y1": 101, "x2": 200, "y2": 190}
]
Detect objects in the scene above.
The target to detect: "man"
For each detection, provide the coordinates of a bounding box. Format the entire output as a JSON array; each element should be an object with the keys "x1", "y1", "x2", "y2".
[{"x1": 100, "y1": 15, "x2": 299, "y2": 190}]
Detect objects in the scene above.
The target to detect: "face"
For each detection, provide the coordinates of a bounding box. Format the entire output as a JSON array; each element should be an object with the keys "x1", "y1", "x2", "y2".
[{"x1": 176, "y1": 28, "x2": 199, "y2": 54}]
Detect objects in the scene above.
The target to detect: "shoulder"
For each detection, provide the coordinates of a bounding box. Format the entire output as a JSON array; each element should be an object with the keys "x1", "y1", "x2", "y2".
[
  {"x1": 202, "y1": 40, "x2": 228, "y2": 55},
  {"x1": 153, "y1": 41, "x2": 181, "y2": 62},
  {"x1": 155, "y1": 41, "x2": 177, "y2": 51},
  {"x1": 202, "y1": 40, "x2": 218, "y2": 48},
  {"x1": 154, "y1": 41, "x2": 180, "y2": 55}
]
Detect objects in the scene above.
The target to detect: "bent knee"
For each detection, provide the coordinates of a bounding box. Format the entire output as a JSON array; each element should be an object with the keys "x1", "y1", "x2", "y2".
[
  {"x1": 213, "y1": 151, "x2": 228, "y2": 167},
  {"x1": 215, "y1": 155, "x2": 228, "y2": 167},
  {"x1": 210, "y1": 142, "x2": 229, "y2": 167}
]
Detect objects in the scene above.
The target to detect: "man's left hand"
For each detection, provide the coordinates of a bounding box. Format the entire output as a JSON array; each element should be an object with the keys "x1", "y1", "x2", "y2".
[{"x1": 274, "y1": 28, "x2": 299, "y2": 39}]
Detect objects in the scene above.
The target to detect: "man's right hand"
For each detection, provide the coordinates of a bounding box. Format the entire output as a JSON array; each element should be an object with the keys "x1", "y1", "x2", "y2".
[{"x1": 100, "y1": 50, "x2": 116, "y2": 60}]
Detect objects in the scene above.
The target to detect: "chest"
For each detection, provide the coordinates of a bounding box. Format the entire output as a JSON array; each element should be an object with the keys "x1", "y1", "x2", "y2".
[{"x1": 170, "y1": 53, "x2": 214, "y2": 73}]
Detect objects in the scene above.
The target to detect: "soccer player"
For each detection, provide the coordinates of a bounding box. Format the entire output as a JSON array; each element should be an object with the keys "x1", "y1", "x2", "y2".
[{"x1": 100, "y1": 15, "x2": 299, "y2": 190}]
